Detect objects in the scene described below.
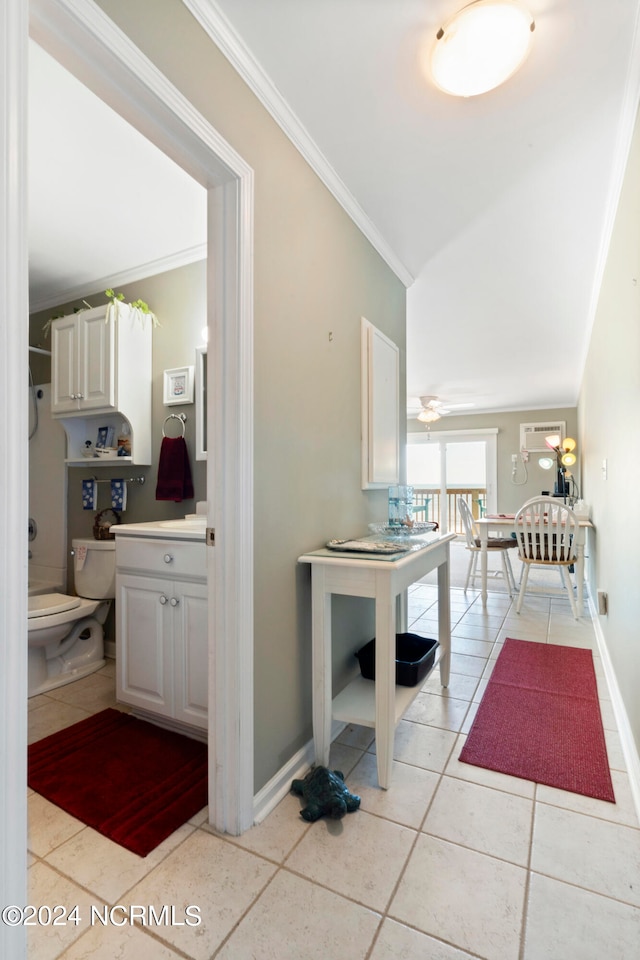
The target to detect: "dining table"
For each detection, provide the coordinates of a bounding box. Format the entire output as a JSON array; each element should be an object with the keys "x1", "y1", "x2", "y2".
[{"x1": 476, "y1": 512, "x2": 594, "y2": 610}]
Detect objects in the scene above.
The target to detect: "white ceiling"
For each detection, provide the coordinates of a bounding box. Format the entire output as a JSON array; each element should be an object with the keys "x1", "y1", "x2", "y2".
[
  {"x1": 28, "y1": 41, "x2": 207, "y2": 314},
  {"x1": 29, "y1": 1, "x2": 640, "y2": 416}
]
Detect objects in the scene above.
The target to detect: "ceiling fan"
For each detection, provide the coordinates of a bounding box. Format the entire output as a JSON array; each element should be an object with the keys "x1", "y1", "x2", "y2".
[{"x1": 415, "y1": 395, "x2": 475, "y2": 423}]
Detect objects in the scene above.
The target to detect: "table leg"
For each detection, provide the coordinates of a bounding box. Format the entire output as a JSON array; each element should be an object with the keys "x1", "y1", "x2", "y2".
[
  {"x1": 480, "y1": 527, "x2": 489, "y2": 607},
  {"x1": 397, "y1": 589, "x2": 408, "y2": 633},
  {"x1": 311, "y1": 567, "x2": 332, "y2": 767},
  {"x1": 576, "y1": 536, "x2": 585, "y2": 613},
  {"x1": 375, "y1": 571, "x2": 396, "y2": 790},
  {"x1": 437, "y1": 546, "x2": 451, "y2": 688}
]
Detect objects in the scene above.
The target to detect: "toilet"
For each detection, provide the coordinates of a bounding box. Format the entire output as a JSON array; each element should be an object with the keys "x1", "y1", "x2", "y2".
[{"x1": 27, "y1": 538, "x2": 115, "y2": 698}]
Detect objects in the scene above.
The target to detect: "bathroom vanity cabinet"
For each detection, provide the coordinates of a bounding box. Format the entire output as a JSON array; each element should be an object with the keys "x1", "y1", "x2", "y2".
[
  {"x1": 115, "y1": 529, "x2": 208, "y2": 736},
  {"x1": 50, "y1": 303, "x2": 152, "y2": 464}
]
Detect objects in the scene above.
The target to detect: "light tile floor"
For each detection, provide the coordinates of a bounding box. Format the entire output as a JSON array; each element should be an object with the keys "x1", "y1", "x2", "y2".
[{"x1": 27, "y1": 575, "x2": 640, "y2": 959}]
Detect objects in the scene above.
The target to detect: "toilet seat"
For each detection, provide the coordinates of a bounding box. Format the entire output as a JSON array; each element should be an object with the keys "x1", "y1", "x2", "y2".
[{"x1": 28, "y1": 593, "x2": 82, "y2": 619}]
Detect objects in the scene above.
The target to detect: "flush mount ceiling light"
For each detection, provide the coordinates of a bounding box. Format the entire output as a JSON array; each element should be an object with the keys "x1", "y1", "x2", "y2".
[{"x1": 430, "y1": 0, "x2": 535, "y2": 97}]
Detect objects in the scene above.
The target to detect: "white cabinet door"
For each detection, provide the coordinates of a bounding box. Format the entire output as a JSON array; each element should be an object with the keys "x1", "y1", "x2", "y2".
[
  {"x1": 173, "y1": 580, "x2": 208, "y2": 730},
  {"x1": 116, "y1": 573, "x2": 173, "y2": 718},
  {"x1": 51, "y1": 314, "x2": 80, "y2": 414},
  {"x1": 116, "y1": 569, "x2": 208, "y2": 732},
  {"x1": 51, "y1": 308, "x2": 115, "y2": 415},
  {"x1": 78, "y1": 309, "x2": 115, "y2": 411}
]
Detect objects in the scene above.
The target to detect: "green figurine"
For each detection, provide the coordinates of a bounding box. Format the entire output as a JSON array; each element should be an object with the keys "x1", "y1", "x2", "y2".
[{"x1": 291, "y1": 766, "x2": 361, "y2": 822}]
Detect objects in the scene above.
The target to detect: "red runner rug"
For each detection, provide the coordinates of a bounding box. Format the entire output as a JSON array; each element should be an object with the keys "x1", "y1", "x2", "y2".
[
  {"x1": 28, "y1": 708, "x2": 208, "y2": 856},
  {"x1": 459, "y1": 638, "x2": 615, "y2": 802}
]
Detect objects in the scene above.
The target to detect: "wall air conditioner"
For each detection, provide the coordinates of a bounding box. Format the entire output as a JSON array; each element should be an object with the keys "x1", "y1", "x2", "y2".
[{"x1": 519, "y1": 421, "x2": 566, "y2": 453}]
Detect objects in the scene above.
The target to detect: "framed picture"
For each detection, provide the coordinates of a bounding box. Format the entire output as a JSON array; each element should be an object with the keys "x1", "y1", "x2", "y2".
[
  {"x1": 95, "y1": 425, "x2": 113, "y2": 449},
  {"x1": 163, "y1": 366, "x2": 194, "y2": 406}
]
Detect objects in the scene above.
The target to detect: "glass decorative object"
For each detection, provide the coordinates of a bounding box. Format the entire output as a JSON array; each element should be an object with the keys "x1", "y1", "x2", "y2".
[{"x1": 388, "y1": 485, "x2": 414, "y2": 527}]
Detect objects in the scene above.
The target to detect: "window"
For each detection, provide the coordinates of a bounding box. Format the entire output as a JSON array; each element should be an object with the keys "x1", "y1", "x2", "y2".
[{"x1": 407, "y1": 429, "x2": 498, "y2": 532}]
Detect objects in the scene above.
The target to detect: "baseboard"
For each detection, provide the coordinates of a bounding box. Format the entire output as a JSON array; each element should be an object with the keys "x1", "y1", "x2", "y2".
[
  {"x1": 252, "y1": 720, "x2": 346, "y2": 825},
  {"x1": 589, "y1": 595, "x2": 640, "y2": 823},
  {"x1": 252, "y1": 743, "x2": 315, "y2": 825}
]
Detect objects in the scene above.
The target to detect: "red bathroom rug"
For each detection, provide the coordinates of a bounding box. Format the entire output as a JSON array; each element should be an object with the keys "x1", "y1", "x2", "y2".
[
  {"x1": 459, "y1": 638, "x2": 615, "y2": 802},
  {"x1": 28, "y1": 708, "x2": 208, "y2": 856}
]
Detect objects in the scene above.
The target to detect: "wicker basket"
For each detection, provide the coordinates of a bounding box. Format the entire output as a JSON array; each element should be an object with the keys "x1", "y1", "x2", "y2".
[{"x1": 93, "y1": 508, "x2": 121, "y2": 541}]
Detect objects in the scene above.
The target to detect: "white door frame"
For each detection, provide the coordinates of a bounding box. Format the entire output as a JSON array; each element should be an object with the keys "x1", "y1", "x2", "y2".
[
  {"x1": 1, "y1": 2, "x2": 29, "y2": 955},
  {"x1": 2, "y1": 1, "x2": 255, "y2": 939},
  {"x1": 29, "y1": 0, "x2": 256, "y2": 832}
]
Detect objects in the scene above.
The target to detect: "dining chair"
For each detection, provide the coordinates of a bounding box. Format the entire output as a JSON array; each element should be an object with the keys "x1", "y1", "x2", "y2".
[
  {"x1": 457, "y1": 497, "x2": 518, "y2": 595},
  {"x1": 513, "y1": 496, "x2": 579, "y2": 618}
]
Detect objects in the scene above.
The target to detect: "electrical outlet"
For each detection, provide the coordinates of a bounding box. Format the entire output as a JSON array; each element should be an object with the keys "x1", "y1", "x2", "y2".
[
  {"x1": 521, "y1": 449, "x2": 529, "y2": 463},
  {"x1": 511, "y1": 454, "x2": 518, "y2": 464},
  {"x1": 602, "y1": 458, "x2": 608, "y2": 481}
]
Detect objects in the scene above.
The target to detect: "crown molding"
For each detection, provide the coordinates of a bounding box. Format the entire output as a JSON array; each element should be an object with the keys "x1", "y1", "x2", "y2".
[
  {"x1": 29, "y1": 243, "x2": 207, "y2": 314},
  {"x1": 182, "y1": 0, "x2": 414, "y2": 288}
]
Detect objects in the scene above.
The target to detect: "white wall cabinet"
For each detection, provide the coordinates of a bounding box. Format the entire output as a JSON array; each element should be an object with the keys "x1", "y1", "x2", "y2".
[
  {"x1": 115, "y1": 535, "x2": 208, "y2": 735},
  {"x1": 361, "y1": 317, "x2": 400, "y2": 489},
  {"x1": 51, "y1": 308, "x2": 115, "y2": 414},
  {"x1": 50, "y1": 303, "x2": 152, "y2": 464}
]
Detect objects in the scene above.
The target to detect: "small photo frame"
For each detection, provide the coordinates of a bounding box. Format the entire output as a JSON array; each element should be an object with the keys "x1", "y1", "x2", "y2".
[
  {"x1": 96, "y1": 426, "x2": 109, "y2": 448},
  {"x1": 163, "y1": 366, "x2": 194, "y2": 406}
]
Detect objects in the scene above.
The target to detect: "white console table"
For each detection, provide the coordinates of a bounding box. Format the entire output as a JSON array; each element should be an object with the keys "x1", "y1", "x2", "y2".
[{"x1": 299, "y1": 532, "x2": 456, "y2": 789}]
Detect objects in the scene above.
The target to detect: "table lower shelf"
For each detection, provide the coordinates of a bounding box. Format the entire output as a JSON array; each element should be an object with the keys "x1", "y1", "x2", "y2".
[{"x1": 331, "y1": 652, "x2": 444, "y2": 728}]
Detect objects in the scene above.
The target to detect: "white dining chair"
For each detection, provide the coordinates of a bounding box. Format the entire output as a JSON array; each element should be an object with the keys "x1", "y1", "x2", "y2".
[
  {"x1": 457, "y1": 497, "x2": 518, "y2": 595},
  {"x1": 513, "y1": 496, "x2": 579, "y2": 618}
]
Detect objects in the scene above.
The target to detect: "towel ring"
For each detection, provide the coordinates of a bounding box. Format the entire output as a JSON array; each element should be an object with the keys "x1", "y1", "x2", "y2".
[{"x1": 162, "y1": 413, "x2": 187, "y2": 438}]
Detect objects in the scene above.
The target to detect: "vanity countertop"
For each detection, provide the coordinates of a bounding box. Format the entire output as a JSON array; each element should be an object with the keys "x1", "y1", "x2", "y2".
[{"x1": 114, "y1": 517, "x2": 206, "y2": 541}]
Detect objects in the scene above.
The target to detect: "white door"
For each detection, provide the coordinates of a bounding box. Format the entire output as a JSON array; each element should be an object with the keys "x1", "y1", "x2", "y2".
[{"x1": 407, "y1": 430, "x2": 498, "y2": 533}]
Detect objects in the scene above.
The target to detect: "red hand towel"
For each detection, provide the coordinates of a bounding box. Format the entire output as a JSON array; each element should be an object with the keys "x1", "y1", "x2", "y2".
[{"x1": 155, "y1": 437, "x2": 194, "y2": 502}]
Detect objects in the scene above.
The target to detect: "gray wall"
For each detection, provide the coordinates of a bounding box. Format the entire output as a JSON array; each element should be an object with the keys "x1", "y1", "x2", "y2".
[
  {"x1": 579, "y1": 105, "x2": 640, "y2": 757},
  {"x1": 407, "y1": 407, "x2": 578, "y2": 513},
  {"x1": 94, "y1": 0, "x2": 407, "y2": 791}
]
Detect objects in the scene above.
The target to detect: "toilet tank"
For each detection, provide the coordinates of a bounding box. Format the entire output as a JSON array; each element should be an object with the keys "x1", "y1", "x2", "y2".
[{"x1": 72, "y1": 538, "x2": 116, "y2": 599}]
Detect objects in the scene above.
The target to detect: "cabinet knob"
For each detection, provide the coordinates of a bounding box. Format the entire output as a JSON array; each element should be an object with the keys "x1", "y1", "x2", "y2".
[
  {"x1": 164, "y1": 554, "x2": 173, "y2": 564},
  {"x1": 159, "y1": 595, "x2": 168, "y2": 605},
  {"x1": 170, "y1": 597, "x2": 179, "y2": 607}
]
